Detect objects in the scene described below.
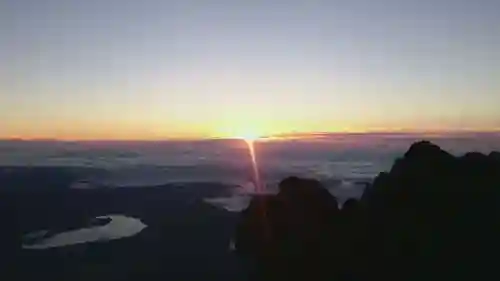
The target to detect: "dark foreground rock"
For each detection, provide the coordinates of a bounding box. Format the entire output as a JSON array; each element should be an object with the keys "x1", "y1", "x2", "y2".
[{"x1": 235, "y1": 141, "x2": 500, "y2": 281}]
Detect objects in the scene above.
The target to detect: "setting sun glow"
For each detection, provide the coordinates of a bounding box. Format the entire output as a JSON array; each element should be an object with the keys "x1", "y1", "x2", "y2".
[{"x1": 236, "y1": 133, "x2": 260, "y2": 142}]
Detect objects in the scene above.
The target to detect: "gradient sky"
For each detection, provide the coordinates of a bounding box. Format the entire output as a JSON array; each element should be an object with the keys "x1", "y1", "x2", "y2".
[{"x1": 1, "y1": 0, "x2": 499, "y2": 139}]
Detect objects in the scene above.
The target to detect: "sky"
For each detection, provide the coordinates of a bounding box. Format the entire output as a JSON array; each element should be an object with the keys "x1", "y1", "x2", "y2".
[{"x1": 1, "y1": 0, "x2": 499, "y2": 140}]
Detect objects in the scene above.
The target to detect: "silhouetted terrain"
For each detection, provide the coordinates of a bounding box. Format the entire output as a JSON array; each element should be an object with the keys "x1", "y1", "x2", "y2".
[
  {"x1": 235, "y1": 141, "x2": 500, "y2": 281},
  {"x1": 1, "y1": 141, "x2": 499, "y2": 281}
]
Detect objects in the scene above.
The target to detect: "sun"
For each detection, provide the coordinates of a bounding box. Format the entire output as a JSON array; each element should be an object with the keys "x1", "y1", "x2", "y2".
[{"x1": 235, "y1": 132, "x2": 261, "y2": 142}]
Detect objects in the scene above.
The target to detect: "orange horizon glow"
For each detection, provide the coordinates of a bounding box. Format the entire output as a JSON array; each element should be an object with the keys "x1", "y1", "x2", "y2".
[
  {"x1": 2, "y1": 114, "x2": 500, "y2": 142},
  {"x1": 3, "y1": 109, "x2": 498, "y2": 141},
  {"x1": 3, "y1": 126, "x2": 500, "y2": 142}
]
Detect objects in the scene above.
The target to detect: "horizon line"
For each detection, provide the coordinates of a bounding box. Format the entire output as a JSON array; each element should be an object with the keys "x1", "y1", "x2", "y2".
[{"x1": 2, "y1": 129, "x2": 499, "y2": 142}]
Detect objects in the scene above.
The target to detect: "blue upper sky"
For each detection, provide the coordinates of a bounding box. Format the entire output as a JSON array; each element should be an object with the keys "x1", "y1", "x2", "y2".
[{"x1": 1, "y1": 0, "x2": 499, "y2": 139}]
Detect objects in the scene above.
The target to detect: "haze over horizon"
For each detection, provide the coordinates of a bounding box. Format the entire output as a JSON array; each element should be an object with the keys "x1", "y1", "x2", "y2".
[{"x1": 2, "y1": 0, "x2": 499, "y2": 140}]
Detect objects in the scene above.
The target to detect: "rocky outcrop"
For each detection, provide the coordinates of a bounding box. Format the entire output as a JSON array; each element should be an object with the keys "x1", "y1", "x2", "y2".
[
  {"x1": 235, "y1": 177, "x2": 340, "y2": 280},
  {"x1": 234, "y1": 141, "x2": 500, "y2": 281}
]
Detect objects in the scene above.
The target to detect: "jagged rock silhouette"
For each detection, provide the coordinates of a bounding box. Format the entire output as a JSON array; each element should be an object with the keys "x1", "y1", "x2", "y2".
[{"x1": 235, "y1": 141, "x2": 500, "y2": 281}]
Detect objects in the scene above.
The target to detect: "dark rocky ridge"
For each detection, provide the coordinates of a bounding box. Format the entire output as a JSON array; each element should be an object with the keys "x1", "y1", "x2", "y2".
[{"x1": 235, "y1": 141, "x2": 500, "y2": 280}]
